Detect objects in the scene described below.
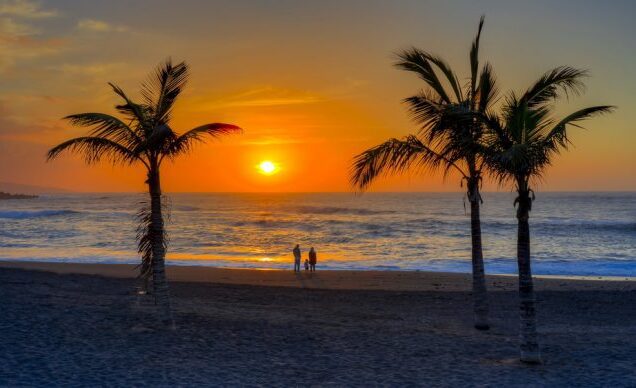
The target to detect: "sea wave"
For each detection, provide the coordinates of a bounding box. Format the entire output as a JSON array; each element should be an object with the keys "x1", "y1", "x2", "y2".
[
  {"x1": 533, "y1": 220, "x2": 636, "y2": 234},
  {"x1": 0, "y1": 192, "x2": 634, "y2": 276},
  {"x1": 173, "y1": 205, "x2": 202, "y2": 212},
  {"x1": 290, "y1": 205, "x2": 396, "y2": 216},
  {"x1": 0, "y1": 210, "x2": 81, "y2": 219},
  {"x1": 475, "y1": 219, "x2": 636, "y2": 234}
]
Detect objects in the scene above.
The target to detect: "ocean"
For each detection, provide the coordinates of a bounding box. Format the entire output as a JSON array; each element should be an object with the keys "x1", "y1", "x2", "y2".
[{"x1": 0, "y1": 192, "x2": 634, "y2": 276}]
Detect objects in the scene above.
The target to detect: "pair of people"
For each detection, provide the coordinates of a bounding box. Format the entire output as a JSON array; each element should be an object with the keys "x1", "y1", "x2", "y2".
[{"x1": 292, "y1": 244, "x2": 317, "y2": 272}]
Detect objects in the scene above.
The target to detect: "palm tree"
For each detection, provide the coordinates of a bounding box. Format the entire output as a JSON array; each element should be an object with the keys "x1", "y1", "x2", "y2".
[
  {"x1": 484, "y1": 66, "x2": 614, "y2": 363},
  {"x1": 350, "y1": 17, "x2": 497, "y2": 330},
  {"x1": 47, "y1": 59, "x2": 241, "y2": 327}
]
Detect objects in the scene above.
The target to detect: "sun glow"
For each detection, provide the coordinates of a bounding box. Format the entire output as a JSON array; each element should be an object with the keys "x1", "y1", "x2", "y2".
[{"x1": 258, "y1": 160, "x2": 278, "y2": 175}]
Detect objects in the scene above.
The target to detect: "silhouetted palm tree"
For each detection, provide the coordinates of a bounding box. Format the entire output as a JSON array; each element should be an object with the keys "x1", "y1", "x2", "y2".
[
  {"x1": 351, "y1": 17, "x2": 496, "y2": 330},
  {"x1": 47, "y1": 60, "x2": 241, "y2": 327},
  {"x1": 485, "y1": 66, "x2": 613, "y2": 363}
]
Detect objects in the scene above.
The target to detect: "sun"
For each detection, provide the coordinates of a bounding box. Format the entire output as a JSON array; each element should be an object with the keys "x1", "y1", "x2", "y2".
[{"x1": 258, "y1": 160, "x2": 278, "y2": 175}]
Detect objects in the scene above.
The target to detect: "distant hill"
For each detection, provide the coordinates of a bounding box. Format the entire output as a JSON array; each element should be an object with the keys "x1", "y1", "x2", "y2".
[
  {"x1": 0, "y1": 192, "x2": 38, "y2": 200},
  {"x1": 0, "y1": 182, "x2": 70, "y2": 195}
]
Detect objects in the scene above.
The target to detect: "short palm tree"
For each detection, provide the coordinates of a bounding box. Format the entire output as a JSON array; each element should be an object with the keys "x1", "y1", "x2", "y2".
[
  {"x1": 351, "y1": 17, "x2": 496, "y2": 330},
  {"x1": 485, "y1": 66, "x2": 613, "y2": 363},
  {"x1": 47, "y1": 60, "x2": 241, "y2": 327}
]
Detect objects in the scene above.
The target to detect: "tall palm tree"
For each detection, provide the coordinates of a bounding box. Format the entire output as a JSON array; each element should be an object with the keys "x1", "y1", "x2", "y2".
[
  {"x1": 485, "y1": 66, "x2": 614, "y2": 363},
  {"x1": 47, "y1": 60, "x2": 241, "y2": 327},
  {"x1": 351, "y1": 17, "x2": 497, "y2": 330}
]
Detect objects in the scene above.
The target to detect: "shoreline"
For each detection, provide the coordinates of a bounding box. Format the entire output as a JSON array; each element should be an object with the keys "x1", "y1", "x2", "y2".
[{"x1": 1, "y1": 260, "x2": 634, "y2": 292}]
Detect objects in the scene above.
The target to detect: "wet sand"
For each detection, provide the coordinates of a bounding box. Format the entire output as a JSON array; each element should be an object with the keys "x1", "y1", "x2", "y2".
[
  {"x1": 1, "y1": 261, "x2": 635, "y2": 386},
  {"x1": 1, "y1": 260, "x2": 633, "y2": 292}
]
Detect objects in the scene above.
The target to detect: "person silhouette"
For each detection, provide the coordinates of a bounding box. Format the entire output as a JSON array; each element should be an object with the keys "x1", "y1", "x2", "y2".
[
  {"x1": 308, "y1": 247, "x2": 317, "y2": 272},
  {"x1": 292, "y1": 244, "x2": 301, "y2": 272}
]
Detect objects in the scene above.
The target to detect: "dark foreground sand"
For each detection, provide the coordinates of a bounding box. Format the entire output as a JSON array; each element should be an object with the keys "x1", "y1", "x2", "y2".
[{"x1": 1, "y1": 262, "x2": 635, "y2": 386}]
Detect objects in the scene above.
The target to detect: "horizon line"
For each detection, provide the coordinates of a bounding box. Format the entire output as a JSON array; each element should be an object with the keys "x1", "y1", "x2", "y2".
[{"x1": 37, "y1": 190, "x2": 636, "y2": 194}]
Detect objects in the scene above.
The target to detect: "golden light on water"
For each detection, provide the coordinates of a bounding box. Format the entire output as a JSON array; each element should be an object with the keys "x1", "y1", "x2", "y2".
[{"x1": 258, "y1": 161, "x2": 278, "y2": 175}]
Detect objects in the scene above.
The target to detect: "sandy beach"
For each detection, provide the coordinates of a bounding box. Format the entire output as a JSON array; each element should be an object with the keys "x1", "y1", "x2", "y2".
[
  {"x1": 1, "y1": 261, "x2": 635, "y2": 386},
  {"x1": 1, "y1": 260, "x2": 634, "y2": 292}
]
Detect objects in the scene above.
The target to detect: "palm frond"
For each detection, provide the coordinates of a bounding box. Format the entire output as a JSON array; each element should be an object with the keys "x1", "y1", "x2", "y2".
[
  {"x1": 404, "y1": 91, "x2": 476, "y2": 144},
  {"x1": 486, "y1": 93, "x2": 614, "y2": 188},
  {"x1": 133, "y1": 124, "x2": 178, "y2": 157},
  {"x1": 47, "y1": 136, "x2": 138, "y2": 165},
  {"x1": 542, "y1": 105, "x2": 615, "y2": 149},
  {"x1": 477, "y1": 63, "x2": 498, "y2": 113},
  {"x1": 395, "y1": 48, "x2": 452, "y2": 103},
  {"x1": 423, "y1": 53, "x2": 463, "y2": 102},
  {"x1": 164, "y1": 123, "x2": 242, "y2": 159},
  {"x1": 522, "y1": 66, "x2": 587, "y2": 108},
  {"x1": 350, "y1": 135, "x2": 465, "y2": 190},
  {"x1": 481, "y1": 110, "x2": 507, "y2": 143},
  {"x1": 108, "y1": 82, "x2": 150, "y2": 134},
  {"x1": 363, "y1": 17, "x2": 491, "y2": 193},
  {"x1": 63, "y1": 113, "x2": 142, "y2": 149},
  {"x1": 403, "y1": 90, "x2": 445, "y2": 134},
  {"x1": 141, "y1": 59, "x2": 189, "y2": 125},
  {"x1": 470, "y1": 15, "x2": 485, "y2": 99}
]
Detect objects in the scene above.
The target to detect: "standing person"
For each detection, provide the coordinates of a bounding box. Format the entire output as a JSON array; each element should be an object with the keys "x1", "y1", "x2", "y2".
[
  {"x1": 308, "y1": 247, "x2": 317, "y2": 272},
  {"x1": 292, "y1": 244, "x2": 301, "y2": 272}
]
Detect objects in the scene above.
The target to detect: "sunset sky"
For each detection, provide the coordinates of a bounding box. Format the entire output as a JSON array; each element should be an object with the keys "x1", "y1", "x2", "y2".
[{"x1": 0, "y1": 0, "x2": 634, "y2": 192}]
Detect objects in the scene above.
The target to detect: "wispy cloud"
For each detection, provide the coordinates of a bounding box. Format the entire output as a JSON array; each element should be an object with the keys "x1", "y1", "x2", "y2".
[
  {"x1": 0, "y1": 0, "x2": 62, "y2": 71},
  {"x1": 240, "y1": 135, "x2": 365, "y2": 146},
  {"x1": 201, "y1": 81, "x2": 368, "y2": 111},
  {"x1": 0, "y1": 37, "x2": 64, "y2": 69},
  {"x1": 226, "y1": 97, "x2": 322, "y2": 107},
  {"x1": 52, "y1": 62, "x2": 126, "y2": 76},
  {"x1": 241, "y1": 136, "x2": 309, "y2": 146},
  {"x1": 206, "y1": 87, "x2": 323, "y2": 109},
  {"x1": 76, "y1": 19, "x2": 128, "y2": 33},
  {"x1": 0, "y1": 0, "x2": 58, "y2": 18},
  {"x1": 0, "y1": 16, "x2": 35, "y2": 36},
  {"x1": 0, "y1": 93, "x2": 69, "y2": 144}
]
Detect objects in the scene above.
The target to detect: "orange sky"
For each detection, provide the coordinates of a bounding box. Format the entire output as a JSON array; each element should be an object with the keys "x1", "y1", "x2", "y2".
[{"x1": 0, "y1": 0, "x2": 634, "y2": 192}]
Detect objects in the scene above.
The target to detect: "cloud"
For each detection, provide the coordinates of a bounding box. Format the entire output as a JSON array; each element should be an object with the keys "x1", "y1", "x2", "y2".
[
  {"x1": 0, "y1": 95, "x2": 66, "y2": 142},
  {"x1": 0, "y1": 0, "x2": 58, "y2": 18},
  {"x1": 52, "y1": 62, "x2": 126, "y2": 76},
  {"x1": 0, "y1": 16, "x2": 36, "y2": 36},
  {"x1": 225, "y1": 97, "x2": 322, "y2": 107},
  {"x1": 0, "y1": 18, "x2": 65, "y2": 70},
  {"x1": 240, "y1": 135, "x2": 365, "y2": 146},
  {"x1": 242, "y1": 136, "x2": 319, "y2": 146},
  {"x1": 208, "y1": 87, "x2": 323, "y2": 109},
  {"x1": 0, "y1": 0, "x2": 62, "y2": 71},
  {"x1": 194, "y1": 82, "x2": 368, "y2": 112},
  {"x1": 0, "y1": 28, "x2": 65, "y2": 71},
  {"x1": 77, "y1": 18, "x2": 128, "y2": 33}
]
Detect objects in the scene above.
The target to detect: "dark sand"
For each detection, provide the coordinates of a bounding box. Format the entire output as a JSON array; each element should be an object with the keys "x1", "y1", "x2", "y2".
[{"x1": 1, "y1": 262, "x2": 635, "y2": 386}]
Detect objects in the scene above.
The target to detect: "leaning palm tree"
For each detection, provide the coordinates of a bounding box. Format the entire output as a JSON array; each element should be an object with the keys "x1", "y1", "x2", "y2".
[
  {"x1": 485, "y1": 66, "x2": 613, "y2": 363},
  {"x1": 351, "y1": 17, "x2": 497, "y2": 330},
  {"x1": 47, "y1": 59, "x2": 241, "y2": 326}
]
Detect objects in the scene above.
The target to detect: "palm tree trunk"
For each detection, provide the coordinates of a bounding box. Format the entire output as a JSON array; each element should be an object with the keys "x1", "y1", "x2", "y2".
[
  {"x1": 516, "y1": 188, "x2": 541, "y2": 364},
  {"x1": 468, "y1": 178, "x2": 489, "y2": 330},
  {"x1": 148, "y1": 166, "x2": 174, "y2": 328}
]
